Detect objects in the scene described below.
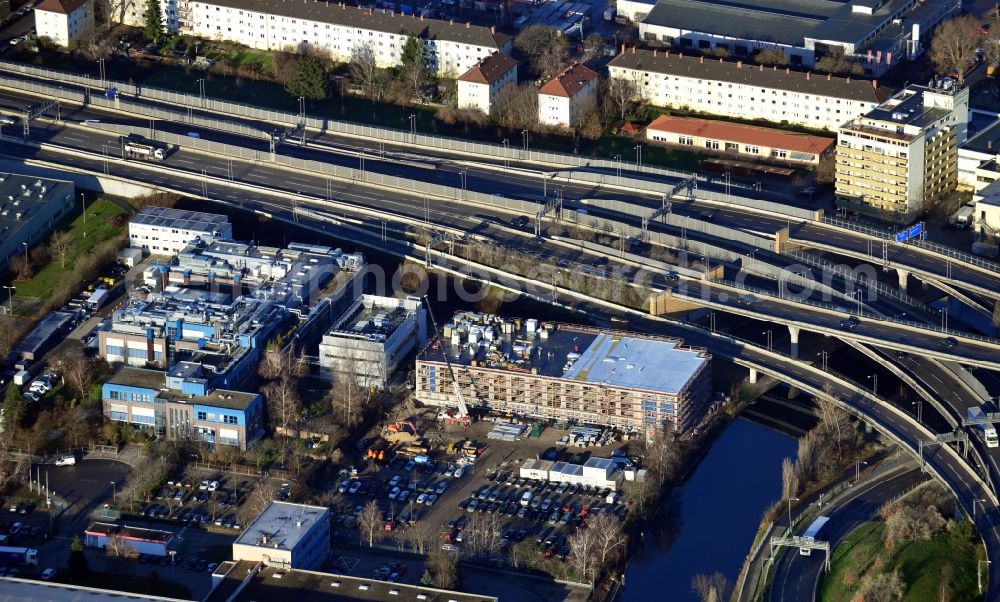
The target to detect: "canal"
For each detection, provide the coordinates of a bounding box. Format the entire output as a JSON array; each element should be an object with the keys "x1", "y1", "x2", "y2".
[{"x1": 620, "y1": 418, "x2": 797, "y2": 602}]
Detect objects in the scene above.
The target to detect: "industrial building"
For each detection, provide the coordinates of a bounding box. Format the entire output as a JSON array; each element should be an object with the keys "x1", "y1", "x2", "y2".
[
  {"x1": 0, "y1": 173, "x2": 75, "y2": 271},
  {"x1": 206, "y1": 560, "x2": 497, "y2": 602},
  {"x1": 318, "y1": 295, "x2": 427, "y2": 387},
  {"x1": 415, "y1": 313, "x2": 712, "y2": 433},
  {"x1": 635, "y1": 0, "x2": 956, "y2": 77},
  {"x1": 608, "y1": 48, "x2": 889, "y2": 131},
  {"x1": 232, "y1": 501, "x2": 330, "y2": 570},
  {"x1": 10, "y1": 310, "x2": 77, "y2": 363},
  {"x1": 84, "y1": 522, "x2": 174, "y2": 556},
  {"x1": 835, "y1": 82, "x2": 969, "y2": 220},
  {"x1": 519, "y1": 457, "x2": 624, "y2": 490},
  {"x1": 102, "y1": 365, "x2": 265, "y2": 449},
  {"x1": 128, "y1": 206, "x2": 232, "y2": 256}
]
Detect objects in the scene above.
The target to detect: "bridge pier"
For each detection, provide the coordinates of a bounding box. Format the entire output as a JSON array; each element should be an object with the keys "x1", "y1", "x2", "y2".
[
  {"x1": 749, "y1": 368, "x2": 759, "y2": 384},
  {"x1": 788, "y1": 386, "x2": 800, "y2": 400},
  {"x1": 788, "y1": 325, "x2": 800, "y2": 359},
  {"x1": 896, "y1": 268, "x2": 910, "y2": 292}
]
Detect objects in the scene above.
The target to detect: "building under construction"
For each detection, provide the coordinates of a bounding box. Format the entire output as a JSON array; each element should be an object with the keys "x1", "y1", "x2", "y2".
[{"x1": 415, "y1": 312, "x2": 712, "y2": 434}]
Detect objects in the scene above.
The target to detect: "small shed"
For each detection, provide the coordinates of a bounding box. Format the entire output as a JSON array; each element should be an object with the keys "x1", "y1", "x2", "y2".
[{"x1": 118, "y1": 247, "x2": 143, "y2": 268}]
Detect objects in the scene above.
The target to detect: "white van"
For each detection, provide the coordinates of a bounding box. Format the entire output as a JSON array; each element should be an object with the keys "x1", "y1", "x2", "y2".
[
  {"x1": 520, "y1": 491, "x2": 533, "y2": 508},
  {"x1": 54, "y1": 455, "x2": 76, "y2": 466}
]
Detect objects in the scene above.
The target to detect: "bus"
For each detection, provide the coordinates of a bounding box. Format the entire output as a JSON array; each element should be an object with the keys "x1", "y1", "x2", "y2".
[{"x1": 800, "y1": 516, "x2": 830, "y2": 556}]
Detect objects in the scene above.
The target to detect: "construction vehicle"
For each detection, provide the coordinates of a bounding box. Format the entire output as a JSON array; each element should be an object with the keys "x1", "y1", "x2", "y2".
[
  {"x1": 121, "y1": 134, "x2": 166, "y2": 161},
  {"x1": 365, "y1": 438, "x2": 395, "y2": 463},
  {"x1": 382, "y1": 419, "x2": 420, "y2": 443},
  {"x1": 422, "y1": 296, "x2": 471, "y2": 426}
]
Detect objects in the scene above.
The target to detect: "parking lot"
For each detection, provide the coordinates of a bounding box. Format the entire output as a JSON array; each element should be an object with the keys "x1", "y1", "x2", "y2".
[{"x1": 329, "y1": 417, "x2": 629, "y2": 567}]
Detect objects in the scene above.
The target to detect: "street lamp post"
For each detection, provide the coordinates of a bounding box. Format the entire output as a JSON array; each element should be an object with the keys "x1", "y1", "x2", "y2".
[
  {"x1": 912, "y1": 400, "x2": 923, "y2": 423},
  {"x1": 762, "y1": 329, "x2": 773, "y2": 351},
  {"x1": 409, "y1": 114, "x2": 416, "y2": 141},
  {"x1": 979, "y1": 560, "x2": 992, "y2": 594},
  {"x1": 867, "y1": 374, "x2": 877, "y2": 396},
  {"x1": 786, "y1": 497, "x2": 799, "y2": 527},
  {"x1": 460, "y1": 168, "x2": 467, "y2": 199},
  {"x1": 2, "y1": 286, "x2": 13, "y2": 315},
  {"x1": 816, "y1": 350, "x2": 828, "y2": 371},
  {"x1": 855, "y1": 460, "x2": 867, "y2": 484},
  {"x1": 97, "y1": 58, "x2": 106, "y2": 85},
  {"x1": 502, "y1": 138, "x2": 509, "y2": 168},
  {"x1": 635, "y1": 144, "x2": 642, "y2": 170},
  {"x1": 521, "y1": 129, "x2": 528, "y2": 155},
  {"x1": 197, "y1": 78, "x2": 206, "y2": 107},
  {"x1": 110, "y1": 481, "x2": 116, "y2": 504}
]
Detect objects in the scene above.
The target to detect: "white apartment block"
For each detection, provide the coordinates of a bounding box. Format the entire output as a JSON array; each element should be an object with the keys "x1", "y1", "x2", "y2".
[
  {"x1": 608, "y1": 48, "x2": 888, "y2": 132},
  {"x1": 128, "y1": 206, "x2": 233, "y2": 256},
  {"x1": 538, "y1": 63, "x2": 599, "y2": 128},
  {"x1": 118, "y1": 0, "x2": 510, "y2": 77},
  {"x1": 34, "y1": 0, "x2": 93, "y2": 47},
  {"x1": 119, "y1": 0, "x2": 178, "y2": 32},
  {"x1": 457, "y1": 52, "x2": 517, "y2": 115}
]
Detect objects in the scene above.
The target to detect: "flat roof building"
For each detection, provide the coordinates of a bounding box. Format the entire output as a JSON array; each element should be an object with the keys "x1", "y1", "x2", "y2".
[
  {"x1": 318, "y1": 295, "x2": 427, "y2": 387},
  {"x1": 232, "y1": 501, "x2": 330, "y2": 570},
  {"x1": 128, "y1": 206, "x2": 233, "y2": 256},
  {"x1": 11, "y1": 310, "x2": 77, "y2": 362},
  {"x1": 416, "y1": 312, "x2": 711, "y2": 433},
  {"x1": 0, "y1": 173, "x2": 74, "y2": 271},
  {"x1": 84, "y1": 522, "x2": 174, "y2": 557}
]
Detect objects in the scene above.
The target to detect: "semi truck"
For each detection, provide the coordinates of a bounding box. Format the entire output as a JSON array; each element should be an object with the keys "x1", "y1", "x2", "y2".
[
  {"x1": 799, "y1": 516, "x2": 830, "y2": 556},
  {"x1": 0, "y1": 546, "x2": 39, "y2": 565},
  {"x1": 121, "y1": 134, "x2": 166, "y2": 161},
  {"x1": 968, "y1": 407, "x2": 999, "y2": 448}
]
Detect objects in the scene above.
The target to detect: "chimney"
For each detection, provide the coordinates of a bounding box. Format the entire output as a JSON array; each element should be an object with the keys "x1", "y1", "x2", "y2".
[
  {"x1": 665, "y1": 50, "x2": 669, "y2": 57},
  {"x1": 846, "y1": 77, "x2": 851, "y2": 82},
  {"x1": 449, "y1": 18, "x2": 453, "y2": 24},
  {"x1": 759, "y1": 64, "x2": 763, "y2": 71},
  {"x1": 737, "y1": 60, "x2": 742, "y2": 68},
  {"x1": 420, "y1": 14, "x2": 423, "y2": 20},
  {"x1": 491, "y1": 25, "x2": 495, "y2": 33},
  {"x1": 785, "y1": 67, "x2": 789, "y2": 73},
  {"x1": 653, "y1": 49, "x2": 657, "y2": 56},
  {"x1": 621, "y1": 43, "x2": 625, "y2": 54},
  {"x1": 632, "y1": 46, "x2": 636, "y2": 54},
  {"x1": 466, "y1": 21, "x2": 470, "y2": 28},
  {"x1": 871, "y1": 79, "x2": 877, "y2": 89},
  {"x1": 990, "y1": 141, "x2": 994, "y2": 150}
]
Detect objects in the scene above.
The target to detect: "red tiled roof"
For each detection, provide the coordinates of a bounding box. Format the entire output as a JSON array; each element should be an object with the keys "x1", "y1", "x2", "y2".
[
  {"x1": 35, "y1": 0, "x2": 86, "y2": 14},
  {"x1": 459, "y1": 52, "x2": 517, "y2": 85},
  {"x1": 646, "y1": 115, "x2": 835, "y2": 155},
  {"x1": 539, "y1": 63, "x2": 598, "y2": 98}
]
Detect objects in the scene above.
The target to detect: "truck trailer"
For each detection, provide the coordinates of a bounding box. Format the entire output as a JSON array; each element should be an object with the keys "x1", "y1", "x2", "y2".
[{"x1": 121, "y1": 134, "x2": 166, "y2": 161}]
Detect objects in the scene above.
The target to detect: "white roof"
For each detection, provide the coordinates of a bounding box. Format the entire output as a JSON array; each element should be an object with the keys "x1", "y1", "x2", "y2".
[
  {"x1": 562, "y1": 334, "x2": 705, "y2": 395},
  {"x1": 234, "y1": 501, "x2": 329, "y2": 552}
]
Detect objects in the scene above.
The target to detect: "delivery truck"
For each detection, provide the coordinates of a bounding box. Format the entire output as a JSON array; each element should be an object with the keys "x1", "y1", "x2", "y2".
[{"x1": 968, "y1": 406, "x2": 999, "y2": 448}]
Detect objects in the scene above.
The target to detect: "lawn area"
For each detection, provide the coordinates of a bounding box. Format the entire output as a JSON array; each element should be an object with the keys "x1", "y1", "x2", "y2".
[
  {"x1": 13, "y1": 197, "x2": 129, "y2": 299},
  {"x1": 59, "y1": 570, "x2": 191, "y2": 599},
  {"x1": 818, "y1": 520, "x2": 984, "y2": 602}
]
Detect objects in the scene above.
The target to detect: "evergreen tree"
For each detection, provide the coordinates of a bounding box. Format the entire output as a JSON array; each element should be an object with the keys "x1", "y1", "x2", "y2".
[
  {"x1": 67, "y1": 535, "x2": 89, "y2": 581},
  {"x1": 285, "y1": 55, "x2": 328, "y2": 100},
  {"x1": 142, "y1": 0, "x2": 164, "y2": 43},
  {"x1": 4, "y1": 384, "x2": 25, "y2": 432},
  {"x1": 400, "y1": 35, "x2": 426, "y2": 70}
]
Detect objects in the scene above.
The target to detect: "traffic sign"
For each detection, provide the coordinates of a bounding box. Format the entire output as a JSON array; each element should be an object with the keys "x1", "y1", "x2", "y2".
[
  {"x1": 895, "y1": 230, "x2": 908, "y2": 242},
  {"x1": 908, "y1": 223, "x2": 923, "y2": 239}
]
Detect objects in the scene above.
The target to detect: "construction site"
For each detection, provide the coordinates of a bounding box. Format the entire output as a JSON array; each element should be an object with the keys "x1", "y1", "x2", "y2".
[{"x1": 414, "y1": 312, "x2": 713, "y2": 434}]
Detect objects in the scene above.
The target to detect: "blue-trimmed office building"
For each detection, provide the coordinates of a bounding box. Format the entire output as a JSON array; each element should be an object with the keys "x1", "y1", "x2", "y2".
[{"x1": 102, "y1": 365, "x2": 264, "y2": 450}]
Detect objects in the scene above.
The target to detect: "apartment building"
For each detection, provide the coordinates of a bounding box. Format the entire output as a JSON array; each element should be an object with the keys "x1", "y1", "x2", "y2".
[
  {"x1": 835, "y1": 82, "x2": 969, "y2": 220},
  {"x1": 128, "y1": 206, "x2": 232, "y2": 257},
  {"x1": 609, "y1": 48, "x2": 889, "y2": 131},
  {"x1": 416, "y1": 312, "x2": 711, "y2": 434},
  {"x1": 102, "y1": 365, "x2": 265, "y2": 449},
  {"x1": 645, "y1": 114, "x2": 835, "y2": 165},
  {"x1": 457, "y1": 52, "x2": 518, "y2": 115},
  {"x1": 119, "y1": 0, "x2": 510, "y2": 76},
  {"x1": 538, "y1": 63, "x2": 599, "y2": 128},
  {"x1": 232, "y1": 501, "x2": 330, "y2": 570},
  {"x1": 34, "y1": 0, "x2": 92, "y2": 47}
]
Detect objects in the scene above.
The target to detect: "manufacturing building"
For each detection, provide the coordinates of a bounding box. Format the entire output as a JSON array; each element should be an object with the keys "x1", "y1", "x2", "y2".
[
  {"x1": 635, "y1": 0, "x2": 956, "y2": 77},
  {"x1": 519, "y1": 457, "x2": 624, "y2": 490},
  {"x1": 206, "y1": 560, "x2": 497, "y2": 602},
  {"x1": 835, "y1": 82, "x2": 969, "y2": 220},
  {"x1": 538, "y1": 63, "x2": 599, "y2": 128},
  {"x1": 10, "y1": 310, "x2": 77, "y2": 363},
  {"x1": 128, "y1": 206, "x2": 233, "y2": 257},
  {"x1": 103, "y1": 365, "x2": 265, "y2": 449},
  {"x1": 144, "y1": 239, "x2": 365, "y2": 311},
  {"x1": 645, "y1": 115, "x2": 835, "y2": 165},
  {"x1": 0, "y1": 173, "x2": 75, "y2": 271},
  {"x1": 415, "y1": 313, "x2": 711, "y2": 433},
  {"x1": 457, "y1": 52, "x2": 519, "y2": 116},
  {"x1": 84, "y1": 522, "x2": 174, "y2": 556},
  {"x1": 33, "y1": 0, "x2": 93, "y2": 47},
  {"x1": 318, "y1": 295, "x2": 427, "y2": 387},
  {"x1": 232, "y1": 501, "x2": 330, "y2": 570},
  {"x1": 118, "y1": 0, "x2": 511, "y2": 76},
  {"x1": 609, "y1": 48, "x2": 890, "y2": 131},
  {"x1": 97, "y1": 289, "x2": 284, "y2": 388}
]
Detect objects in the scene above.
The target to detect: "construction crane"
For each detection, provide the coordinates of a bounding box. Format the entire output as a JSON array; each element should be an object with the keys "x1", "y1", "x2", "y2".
[{"x1": 421, "y1": 295, "x2": 470, "y2": 423}]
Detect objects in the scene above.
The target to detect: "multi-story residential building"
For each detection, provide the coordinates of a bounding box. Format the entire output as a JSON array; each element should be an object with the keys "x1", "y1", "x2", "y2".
[
  {"x1": 645, "y1": 114, "x2": 835, "y2": 165},
  {"x1": 34, "y1": 0, "x2": 93, "y2": 47},
  {"x1": 457, "y1": 52, "x2": 518, "y2": 115},
  {"x1": 958, "y1": 119, "x2": 1000, "y2": 191},
  {"x1": 636, "y1": 0, "x2": 956, "y2": 78},
  {"x1": 835, "y1": 83, "x2": 969, "y2": 220},
  {"x1": 232, "y1": 501, "x2": 330, "y2": 570},
  {"x1": 102, "y1": 365, "x2": 265, "y2": 449},
  {"x1": 128, "y1": 206, "x2": 232, "y2": 257},
  {"x1": 415, "y1": 312, "x2": 711, "y2": 434},
  {"x1": 0, "y1": 174, "x2": 74, "y2": 271},
  {"x1": 609, "y1": 48, "x2": 889, "y2": 131},
  {"x1": 119, "y1": 0, "x2": 510, "y2": 76},
  {"x1": 538, "y1": 63, "x2": 599, "y2": 128},
  {"x1": 318, "y1": 295, "x2": 427, "y2": 387}
]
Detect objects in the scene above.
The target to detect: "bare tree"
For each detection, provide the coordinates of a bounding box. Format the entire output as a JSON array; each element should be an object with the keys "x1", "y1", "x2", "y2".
[
  {"x1": 95, "y1": 0, "x2": 134, "y2": 30},
  {"x1": 358, "y1": 500, "x2": 382, "y2": 547},
  {"x1": 259, "y1": 346, "x2": 305, "y2": 432},
  {"x1": 754, "y1": 49, "x2": 787, "y2": 66},
  {"x1": 495, "y1": 84, "x2": 538, "y2": 130},
  {"x1": 566, "y1": 525, "x2": 597, "y2": 582},
  {"x1": 238, "y1": 480, "x2": 279, "y2": 523},
  {"x1": 589, "y1": 513, "x2": 626, "y2": 568},
  {"x1": 692, "y1": 572, "x2": 731, "y2": 602},
  {"x1": 105, "y1": 534, "x2": 139, "y2": 575},
  {"x1": 404, "y1": 519, "x2": 437, "y2": 554},
  {"x1": 605, "y1": 77, "x2": 635, "y2": 122},
  {"x1": 57, "y1": 352, "x2": 98, "y2": 400},
  {"x1": 350, "y1": 43, "x2": 386, "y2": 100},
  {"x1": 581, "y1": 33, "x2": 606, "y2": 65},
  {"x1": 48, "y1": 231, "x2": 73, "y2": 269},
  {"x1": 781, "y1": 457, "x2": 800, "y2": 500},
  {"x1": 929, "y1": 15, "x2": 980, "y2": 83},
  {"x1": 514, "y1": 25, "x2": 568, "y2": 78},
  {"x1": 857, "y1": 569, "x2": 906, "y2": 602},
  {"x1": 329, "y1": 358, "x2": 368, "y2": 429},
  {"x1": 462, "y1": 512, "x2": 504, "y2": 561},
  {"x1": 425, "y1": 547, "x2": 459, "y2": 589}
]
